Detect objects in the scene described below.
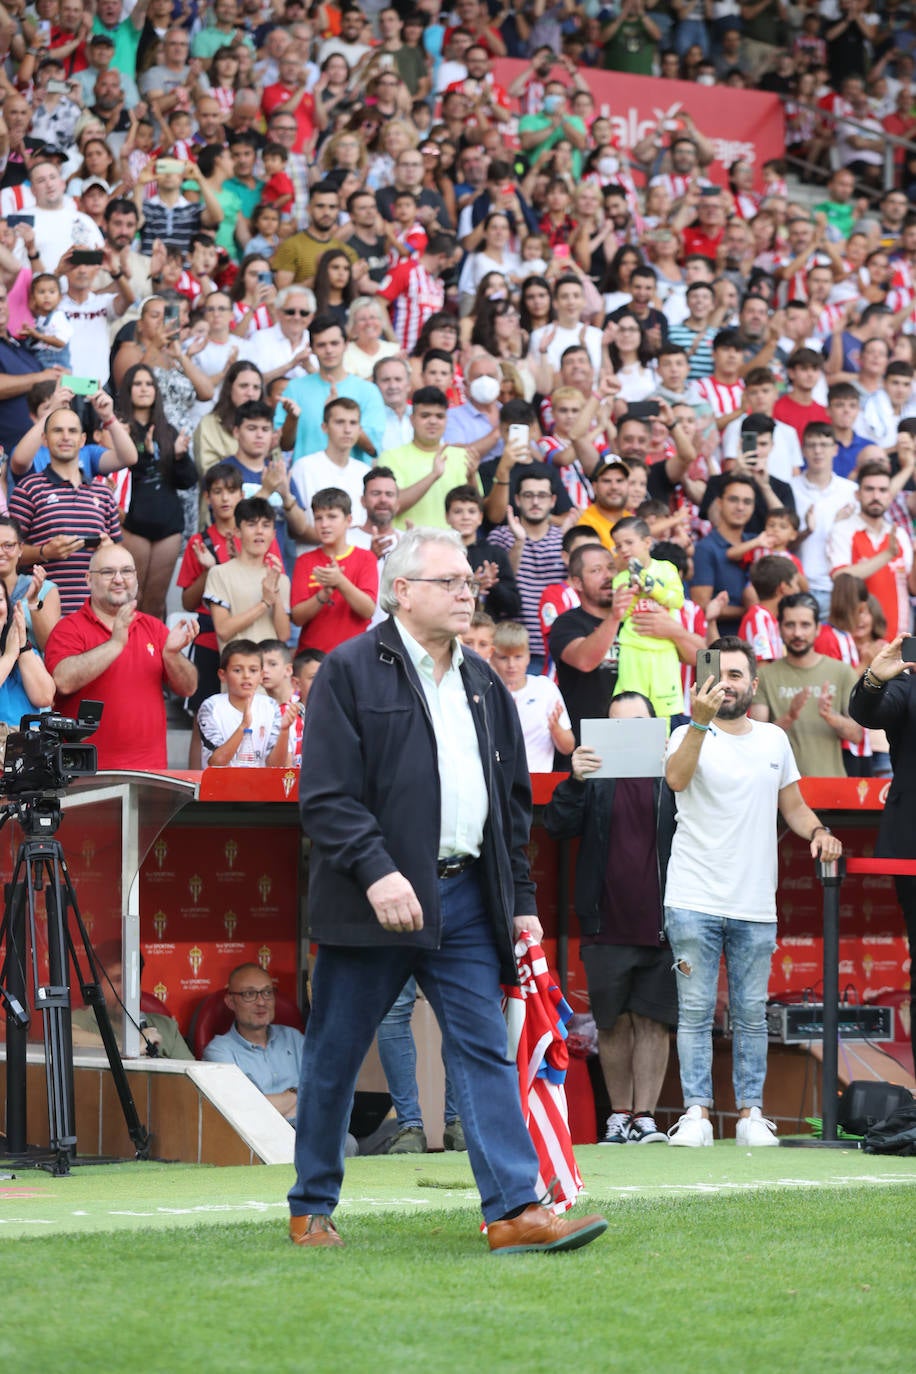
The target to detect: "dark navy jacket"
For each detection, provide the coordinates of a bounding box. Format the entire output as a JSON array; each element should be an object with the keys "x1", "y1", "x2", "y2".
[
  {"x1": 849, "y1": 674, "x2": 916, "y2": 857},
  {"x1": 299, "y1": 616, "x2": 537, "y2": 982}
]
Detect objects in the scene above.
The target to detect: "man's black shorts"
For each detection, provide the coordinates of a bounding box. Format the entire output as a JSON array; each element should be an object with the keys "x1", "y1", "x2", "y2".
[{"x1": 581, "y1": 943, "x2": 678, "y2": 1031}]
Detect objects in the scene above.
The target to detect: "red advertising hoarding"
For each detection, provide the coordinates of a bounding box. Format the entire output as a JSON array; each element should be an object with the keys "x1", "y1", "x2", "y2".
[{"x1": 492, "y1": 60, "x2": 785, "y2": 188}]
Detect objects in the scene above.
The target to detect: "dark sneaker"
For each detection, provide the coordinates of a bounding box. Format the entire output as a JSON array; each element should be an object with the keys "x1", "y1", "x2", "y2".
[
  {"x1": 443, "y1": 1118, "x2": 467, "y2": 1151},
  {"x1": 600, "y1": 1112, "x2": 632, "y2": 1145},
  {"x1": 387, "y1": 1125, "x2": 428, "y2": 1154},
  {"x1": 627, "y1": 1114, "x2": 668, "y2": 1144}
]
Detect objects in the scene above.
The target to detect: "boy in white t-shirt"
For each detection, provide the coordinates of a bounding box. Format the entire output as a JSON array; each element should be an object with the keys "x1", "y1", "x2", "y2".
[
  {"x1": 491, "y1": 621, "x2": 574, "y2": 772},
  {"x1": 197, "y1": 639, "x2": 296, "y2": 768}
]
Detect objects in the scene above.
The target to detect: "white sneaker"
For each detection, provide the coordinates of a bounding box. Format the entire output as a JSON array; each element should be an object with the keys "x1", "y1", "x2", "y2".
[
  {"x1": 735, "y1": 1107, "x2": 780, "y2": 1147},
  {"x1": 667, "y1": 1105, "x2": 713, "y2": 1148}
]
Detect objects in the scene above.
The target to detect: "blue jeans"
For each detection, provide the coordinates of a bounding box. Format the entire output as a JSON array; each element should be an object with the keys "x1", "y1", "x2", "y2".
[
  {"x1": 665, "y1": 907, "x2": 776, "y2": 1110},
  {"x1": 376, "y1": 976, "x2": 460, "y2": 1128},
  {"x1": 289, "y1": 867, "x2": 540, "y2": 1223}
]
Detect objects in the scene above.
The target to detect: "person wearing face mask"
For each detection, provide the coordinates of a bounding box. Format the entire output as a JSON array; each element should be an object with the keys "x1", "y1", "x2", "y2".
[
  {"x1": 518, "y1": 82, "x2": 588, "y2": 181},
  {"x1": 443, "y1": 355, "x2": 505, "y2": 467}
]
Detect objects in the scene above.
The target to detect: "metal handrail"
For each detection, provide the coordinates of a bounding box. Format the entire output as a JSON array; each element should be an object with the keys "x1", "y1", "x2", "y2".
[{"x1": 779, "y1": 92, "x2": 916, "y2": 195}]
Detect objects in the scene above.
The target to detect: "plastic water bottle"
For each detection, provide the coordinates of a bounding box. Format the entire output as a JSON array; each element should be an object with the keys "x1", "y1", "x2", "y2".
[{"x1": 235, "y1": 728, "x2": 257, "y2": 767}]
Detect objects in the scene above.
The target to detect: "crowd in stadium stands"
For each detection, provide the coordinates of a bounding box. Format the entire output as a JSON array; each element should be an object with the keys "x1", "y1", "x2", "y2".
[{"x1": 3, "y1": 0, "x2": 915, "y2": 779}]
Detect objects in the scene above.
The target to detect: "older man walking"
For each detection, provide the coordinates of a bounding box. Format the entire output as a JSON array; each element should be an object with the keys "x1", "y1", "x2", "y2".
[{"x1": 288, "y1": 527, "x2": 607, "y2": 1254}]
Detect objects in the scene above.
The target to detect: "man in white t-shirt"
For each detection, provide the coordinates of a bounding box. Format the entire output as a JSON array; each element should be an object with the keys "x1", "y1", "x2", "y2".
[
  {"x1": 528, "y1": 276, "x2": 604, "y2": 381},
  {"x1": 664, "y1": 638, "x2": 843, "y2": 1148},
  {"x1": 26, "y1": 159, "x2": 104, "y2": 270},
  {"x1": 60, "y1": 250, "x2": 134, "y2": 387},
  {"x1": 790, "y1": 424, "x2": 858, "y2": 620},
  {"x1": 289, "y1": 396, "x2": 372, "y2": 554},
  {"x1": 490, "y1": 621, "x2": 574, "y2": 772}
]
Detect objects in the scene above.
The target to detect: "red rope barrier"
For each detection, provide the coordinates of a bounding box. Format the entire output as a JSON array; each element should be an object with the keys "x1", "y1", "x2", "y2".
[{"x1": 844, "y1": 858, "x2": 916, "y2": 876}]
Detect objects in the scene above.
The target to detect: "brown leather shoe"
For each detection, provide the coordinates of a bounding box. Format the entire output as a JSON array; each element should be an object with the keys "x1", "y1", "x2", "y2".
[
  {"x1": 289, "y1": 1213, "x2": 344, "y2": 1248},
  {"x1": 487, "y1": 1204, "x2": 607, "y2": 1255}
]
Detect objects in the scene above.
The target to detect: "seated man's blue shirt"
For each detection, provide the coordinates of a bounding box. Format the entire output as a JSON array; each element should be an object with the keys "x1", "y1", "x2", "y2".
[{"x1": 202, "y1": 1021, "x2": 304, "y2": 1095}]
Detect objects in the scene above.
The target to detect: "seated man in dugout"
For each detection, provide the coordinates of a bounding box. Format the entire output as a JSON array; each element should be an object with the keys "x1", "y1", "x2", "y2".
[{"x1": 70, "y1": 940, "x2": 193, "y2": 1060}]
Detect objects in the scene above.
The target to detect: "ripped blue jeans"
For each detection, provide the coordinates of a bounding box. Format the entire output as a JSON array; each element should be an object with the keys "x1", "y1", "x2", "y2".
[{"x1": 665, "y1": 907, "x2": 776, "y2": 1110}]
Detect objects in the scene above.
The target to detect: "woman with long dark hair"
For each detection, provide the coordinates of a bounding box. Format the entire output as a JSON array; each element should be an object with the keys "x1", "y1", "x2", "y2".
[
  {"x1": 519, "y1": 275, "x2": 554, "y2": 336},
  {"x1": 470, "y1": 298, "x2": 535, "y2": 399},
  {"x1": 116, "y1": 365, "x2": 198, "y2": 618},
  {"x1": 313, "y1": 248, "x2": 358, "y2": 330},
  {"x1": 192, "y1": 360, "x2": 265, "y2": 483}
]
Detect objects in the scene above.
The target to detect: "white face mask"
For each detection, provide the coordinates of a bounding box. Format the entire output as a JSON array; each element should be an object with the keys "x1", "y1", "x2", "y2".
[
  {"x1": 597, "y1": 156, "x2": 619, "y2": 178},
  {"x1": 696, "y1": 74, "x2": 715, "y2": 86},
  {"x1": 469, "y1": 375, "x2": 500, "y2": 405}
]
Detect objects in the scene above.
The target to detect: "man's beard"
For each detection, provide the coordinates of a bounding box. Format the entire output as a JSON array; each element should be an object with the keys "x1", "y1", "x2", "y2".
[{"x1": 716, "y1": 684, "x2": 755, "y2": 720}]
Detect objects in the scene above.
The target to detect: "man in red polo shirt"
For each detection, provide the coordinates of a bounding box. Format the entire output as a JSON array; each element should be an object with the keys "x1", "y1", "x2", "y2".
[
  {"x1": 44, "y1": 545, "x2": 199, "y2": 770},
  {"x1": 261, "y1": 49, "x2": 316, "y2": 155}
]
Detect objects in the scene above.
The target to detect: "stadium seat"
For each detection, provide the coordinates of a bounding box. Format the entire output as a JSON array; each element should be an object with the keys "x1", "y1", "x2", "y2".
[
  {"x1": 190, "y1": 986, "x2": 305, "y2": 1058},
  {"x1": 140, "y1": 991, "x2": 172, "y2": 1018}
]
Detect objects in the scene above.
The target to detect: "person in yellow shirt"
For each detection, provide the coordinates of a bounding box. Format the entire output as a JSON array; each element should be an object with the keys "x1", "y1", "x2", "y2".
[{"x1": 381, "y1": 386, "x2": 482, "y2": 530}]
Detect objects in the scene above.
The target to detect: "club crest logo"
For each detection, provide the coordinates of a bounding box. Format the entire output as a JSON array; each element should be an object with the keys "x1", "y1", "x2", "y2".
[
  {"x1": 189, "y1": 945, "x2": 203, "y2": 975},
  {"x1": 224, "y1": 909, "x2": 238, "y2": 938},
  {"x1": 189, "y1": 873, "x2": 203, "y2": 902},
  {"x1": 153, "y1": 910, "x2": 167, "y2": 940}
]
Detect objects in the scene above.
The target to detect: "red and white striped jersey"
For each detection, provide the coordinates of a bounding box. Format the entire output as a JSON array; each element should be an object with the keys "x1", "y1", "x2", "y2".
[
  {"x1": 738, "y1": 603, "x2": 785, "y2": 661},
  {"x1": 694, "y1": 375, "x2": 745, "y2": 420},
  {"x1": 231, "y1": 301, "x2": 273, "y2": 337},
  {"x1": 887, "y1": 259, "x2": 916, "y2": 327},
  {"x1": 378, "y1": 259, "x2": 445, "y2": 353},
  {"x1": 815, "y1": 623, "x2": 858, "y2": 665},
  {"x1": 678, "y1": 597, "x2": 707, "y2": 715},
  {"x1": 812, "y1": 301, "x2": 847, "y2": 342},
  {"x1": 734, "y1": 191, "x2": 761, "y2": 221},
  {"x1": 538, "y1": 435, "x2": 593, "y2": 513},
  {"x1": 815, "y1": 625, "x2": 868, "y2": 757},
  {"x1": 649, "y1": 172, "x2": 710, "y2": 201}
]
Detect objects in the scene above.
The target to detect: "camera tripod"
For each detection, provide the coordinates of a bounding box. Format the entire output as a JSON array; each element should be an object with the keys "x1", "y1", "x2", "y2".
[{"x1": 0, "y1": 795, "x2": 150, "y2": 1175}]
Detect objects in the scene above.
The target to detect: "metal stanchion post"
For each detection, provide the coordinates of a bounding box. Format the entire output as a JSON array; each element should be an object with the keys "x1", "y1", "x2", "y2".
[{"x1": 781, "y1": 855, "x2": 848, "y2": 1149}]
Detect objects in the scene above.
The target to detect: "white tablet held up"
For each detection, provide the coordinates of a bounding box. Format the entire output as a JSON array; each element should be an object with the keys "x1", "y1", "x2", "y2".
[{"x1": 579, "y1": 717, "x2": 668, "y2": 779}]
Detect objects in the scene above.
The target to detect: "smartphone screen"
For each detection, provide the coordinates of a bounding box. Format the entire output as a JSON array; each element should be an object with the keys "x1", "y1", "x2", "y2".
[
  {"x1": 741, "y1": 431, "x2": 758, "y2": 456},
  {"x1": 507, "y1": 423, "x2": 529, "y2": 448},
  {"x1": 698, "y1": 648, "x2": 721, "y2": 684},
  {"x1": 82, "y1": 533, "x2": 103, "y2": 550},
  {"x1": 901, "y1": 637, "x2": 916, "y2": 664}
]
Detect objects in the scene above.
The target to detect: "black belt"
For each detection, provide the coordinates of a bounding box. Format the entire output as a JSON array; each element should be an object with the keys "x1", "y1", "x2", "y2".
[{"x1": 437, "y1": 854, "x2": 476, "y2": 879}]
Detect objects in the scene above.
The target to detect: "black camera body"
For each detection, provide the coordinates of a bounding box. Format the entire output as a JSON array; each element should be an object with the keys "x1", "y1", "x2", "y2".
[{"x1": 2, "y1": 703, "x2": 103, "y2": 798}]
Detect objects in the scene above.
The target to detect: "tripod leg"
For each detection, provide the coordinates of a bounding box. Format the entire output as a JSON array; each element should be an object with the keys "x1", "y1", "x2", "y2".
[
  {"x1": 1, "y1": 859, "x2": 31, "y2": 1155},
  {"x1": 60, "y1": 850, "x2": 150, "y2": 1159},
  {"x1": 36, "y1": 856, "x2": 77, "y2": 1169}
]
